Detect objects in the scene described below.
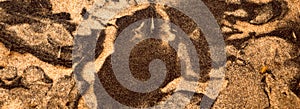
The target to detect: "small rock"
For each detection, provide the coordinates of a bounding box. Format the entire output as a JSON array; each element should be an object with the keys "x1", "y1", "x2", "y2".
[
  {"x1": 246, "y1": 0, "x2": 272, "y2": 4},
  {"x1": 250, "y1": 4, "x2": 274, "y2": 24},
  {"x1": 236, "y1": 59, "x2": 245, "y2": 66},
  {"x1": 0, "y1": 66, "x2": 17, "y2": 80},
  {"x1": 21, "y1": 66, "x2": 52, "y2": 86},
  {"x1": 224, "y1": 9, "x2": 248, "y2": 18},
  {"x1": 225, "y1": 0, "x2": 241, "y2": 4},
  {"x1": 221, "y1": 26, "x2": 233, "y2": 33}
]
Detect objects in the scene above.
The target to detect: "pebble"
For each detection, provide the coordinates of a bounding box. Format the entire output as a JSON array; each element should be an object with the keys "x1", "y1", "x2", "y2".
[
  {"x1": 250, "y1": 4, "x2": 274, "y2": 24},
  {"x1": 0, "y1": 66, "x2": 17, "y2": 80},
  {"x1": 21, "y1": 66, "x2": 47, "y2": 86}
]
